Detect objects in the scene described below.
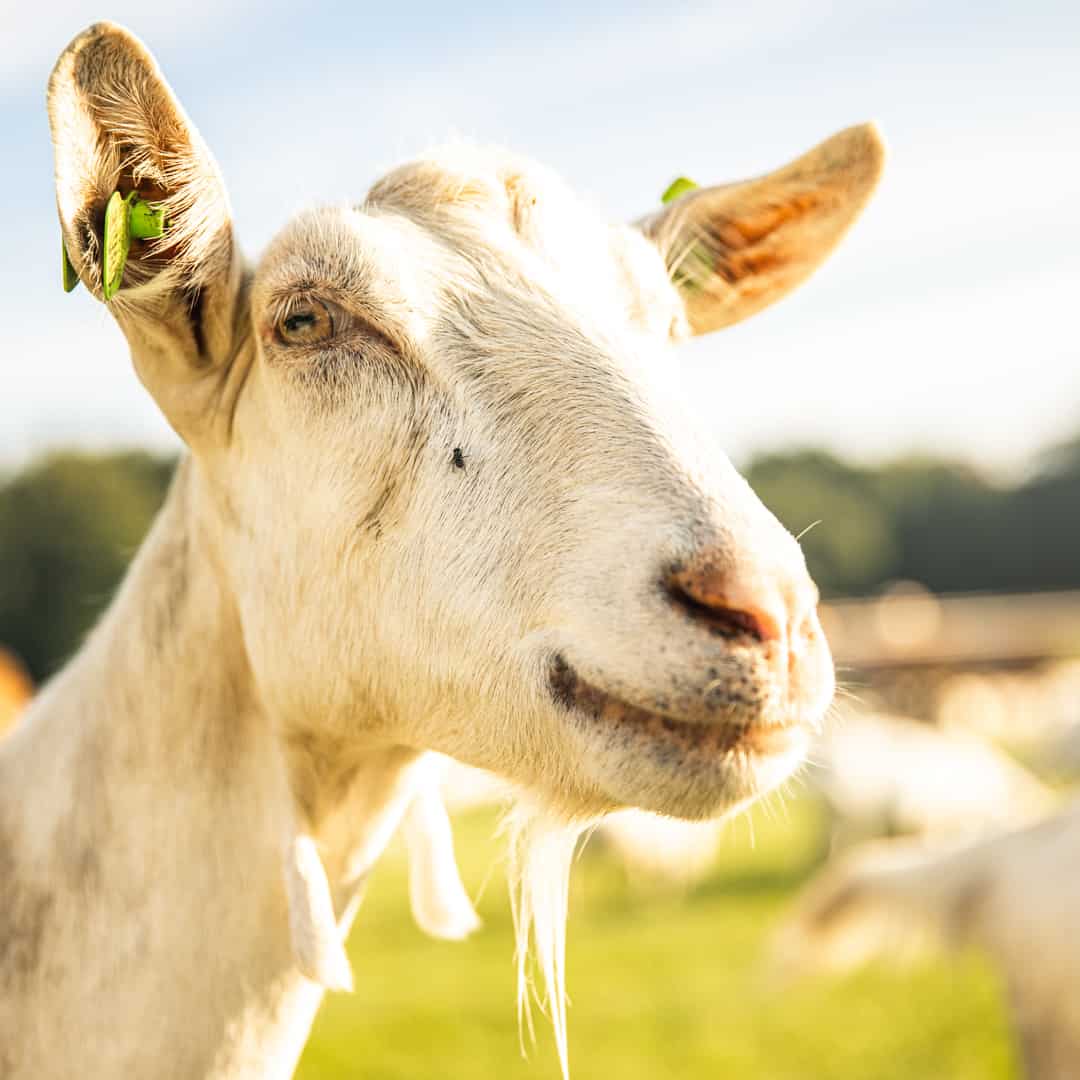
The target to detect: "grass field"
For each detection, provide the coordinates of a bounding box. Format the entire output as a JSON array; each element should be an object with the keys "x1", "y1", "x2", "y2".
[{"x1": 296, "y1": 797, "x2": 1017, "y2": 1079}]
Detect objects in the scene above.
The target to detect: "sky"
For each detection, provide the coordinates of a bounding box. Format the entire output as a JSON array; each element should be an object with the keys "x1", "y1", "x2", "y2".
[{"x1": 1, "y1": 0, "x2": 1078, "y2": 475}]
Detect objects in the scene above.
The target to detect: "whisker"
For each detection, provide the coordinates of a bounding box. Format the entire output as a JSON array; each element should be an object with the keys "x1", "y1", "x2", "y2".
[{"x1": 795, "y1": 519, "x2": 823, "y2": 543}]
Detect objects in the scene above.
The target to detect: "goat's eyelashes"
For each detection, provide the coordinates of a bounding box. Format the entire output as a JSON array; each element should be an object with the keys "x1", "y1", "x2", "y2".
[{"x1": 276, "y1": 298, "x2": 339, "y2": 347}]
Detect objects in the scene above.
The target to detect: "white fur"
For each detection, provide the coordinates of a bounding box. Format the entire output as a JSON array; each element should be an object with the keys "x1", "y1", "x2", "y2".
[
  {"x1": 283, "y1": 832, "x2": 355, "y2": 992},
  {"x1": 402, "y1": 780, "x2": 482, "y2": 941}
]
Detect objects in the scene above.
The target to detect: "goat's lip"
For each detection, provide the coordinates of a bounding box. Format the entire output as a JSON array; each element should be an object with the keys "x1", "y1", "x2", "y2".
[{"x1": 547, "y1": 654, "x2": 802, "y2": 758}]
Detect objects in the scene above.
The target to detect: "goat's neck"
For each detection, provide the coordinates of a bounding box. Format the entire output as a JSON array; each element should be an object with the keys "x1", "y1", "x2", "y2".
[{"x1": 0, "y1": 458, "x2": 420, "y2": 1079}]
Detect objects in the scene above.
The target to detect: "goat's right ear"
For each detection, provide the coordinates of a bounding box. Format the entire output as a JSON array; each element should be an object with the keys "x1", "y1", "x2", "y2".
[{"x1": 48, "y1": 23, "x2": 246, "y2": 446}]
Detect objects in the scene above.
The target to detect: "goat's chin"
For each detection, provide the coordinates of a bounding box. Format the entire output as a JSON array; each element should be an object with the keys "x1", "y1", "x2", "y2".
[
  {"x1": 575, "y1": 716, "x2": 810, "y2": 820},
  {"x1": 547, "y1": 660, "x2": 815, "y2": 820}
]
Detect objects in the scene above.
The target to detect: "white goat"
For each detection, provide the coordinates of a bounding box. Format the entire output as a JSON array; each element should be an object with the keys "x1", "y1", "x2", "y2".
[
  {"x1": 938, "y1": 662, "x2": 1080, "y2": 781},
  {"x1": 813, "y1": 710, "x2": 1057, "y2": 844},
  {"x1": 771, "y1": 802, "x2": 1080, "y2": 1079},
  {"x1": 1, "y1": 22, "x2": 883, "y2": 1079}
]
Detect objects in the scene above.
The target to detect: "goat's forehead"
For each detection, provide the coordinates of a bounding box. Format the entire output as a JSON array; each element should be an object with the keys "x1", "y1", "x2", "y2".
[
  {"x1": 366, "y1": 145, "x2": 577, "y2": 230},
  {"x1": 254, "y1": 208, "x2": 439, "y2": 306},
  {"x1": 359, "y1": 148, "x2": 684, "y2": 336},
  {"x1": 252, "y1": 149, "x2": 678, "y2": 343},
  {"x1": 255, "y1": 147, "x2": 573, "y2": 278}
]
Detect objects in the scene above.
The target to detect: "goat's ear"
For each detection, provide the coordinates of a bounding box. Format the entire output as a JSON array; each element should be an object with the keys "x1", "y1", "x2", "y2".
[
  {"x1": 640, "y1": 124, "x2": 885, "y2": 335},
  {"x1": 47, "y1": 23, "x2": 245, "y2": 444}
]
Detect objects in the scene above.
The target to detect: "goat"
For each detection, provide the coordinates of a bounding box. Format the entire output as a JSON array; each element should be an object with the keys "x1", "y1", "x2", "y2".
[
  {"x1": 771, "y1": 803, "x2": 1080, "y2": 1079},
  {"x1": 813, "y1": 710, "x2": 1056, "y2": 845},
  {"x1": 0, "y1": 22, "x2": 882, "y2": 1078}
]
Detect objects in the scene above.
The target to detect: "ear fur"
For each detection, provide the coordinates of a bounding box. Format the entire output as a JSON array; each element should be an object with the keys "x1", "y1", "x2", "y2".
[{"x1": 640, "y1": 123, "x2": 886, "y2": 334}]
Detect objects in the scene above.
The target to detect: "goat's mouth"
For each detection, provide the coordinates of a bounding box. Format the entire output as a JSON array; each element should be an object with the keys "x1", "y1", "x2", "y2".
[{"x1": 547, "y1": 654, "x2": 805, "y2": 761}]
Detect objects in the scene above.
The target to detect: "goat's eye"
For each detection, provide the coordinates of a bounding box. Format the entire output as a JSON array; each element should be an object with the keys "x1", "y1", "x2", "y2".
[{"x1": 277, "y1": 300, "x2": 335, "y2": 345}]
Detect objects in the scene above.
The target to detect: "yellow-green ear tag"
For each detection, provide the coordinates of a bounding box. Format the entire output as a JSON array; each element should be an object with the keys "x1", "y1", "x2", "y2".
[
  {"x1": 660, "y1": 177, "x2": 710, "y2": 290},
  {"x1": 102, "y1": 192, "x2": 168, "y2": 301},
  {"x1": 660, "y1": 176, "x2": 698, "y2": 204},
  {"x1": 61, "y1": 238, "x2": 80, "y2": 293},
  {"x1": 129, "y1": 198, "x2": 167, "y2": 240},
  {"x1": 102, "y1": 192, "x2": 132, "y2": 301}
]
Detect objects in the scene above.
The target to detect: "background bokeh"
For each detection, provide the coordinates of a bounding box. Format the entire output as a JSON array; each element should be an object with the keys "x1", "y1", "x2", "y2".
[{"x1": 2, "y1": 3, "x2": 1078, "y2": 1077}]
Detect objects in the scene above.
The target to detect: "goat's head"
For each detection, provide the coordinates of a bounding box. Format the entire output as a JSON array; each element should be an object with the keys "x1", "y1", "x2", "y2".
[{"x1": 49, "y1": 24, "x2": 882, "y2": 824}]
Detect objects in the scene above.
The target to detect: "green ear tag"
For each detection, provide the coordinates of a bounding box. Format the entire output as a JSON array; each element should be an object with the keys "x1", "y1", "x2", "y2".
[
  {"x1": 101, "y1": 192, "x2": 168, "y2": 301},
  {"x1": 102, "y1": 191, "x2": 132, "y2": 301},
  {"x1": 129, "y1": 198, "x2": 167, "y2": 240},
  {"x1": 658, "y1": 177, "x2": 708, "y2": 289},
  {"x1": 660, "y1": 176, "x2": 698, "y2": 204},
  {"x1": 61, "y1": 238, "x2": 80, "y2": 293}
]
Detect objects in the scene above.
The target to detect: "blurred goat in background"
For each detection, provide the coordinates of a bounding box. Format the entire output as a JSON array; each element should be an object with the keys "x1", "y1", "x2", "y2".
[{"x1": 771, "y1": 802, "x2": 1080, "y2": 1080}]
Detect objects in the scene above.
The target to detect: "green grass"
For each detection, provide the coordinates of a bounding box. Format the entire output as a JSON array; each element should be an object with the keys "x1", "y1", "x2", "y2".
[{"x1": 297, "y1": 798, "x2": 1017, "y2": 1079}]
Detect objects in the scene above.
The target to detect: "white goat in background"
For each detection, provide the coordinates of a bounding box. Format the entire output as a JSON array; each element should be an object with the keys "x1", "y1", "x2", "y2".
[
  {"x1": 770, "y1": 801, "x2": 1080, "y2": 1079},
  {"x1": 813, "y1": 710, "x2": 1057, "y2": 845},
  {"x1": 938, "y1": 661, "x2": 1080, "y2": 782}
]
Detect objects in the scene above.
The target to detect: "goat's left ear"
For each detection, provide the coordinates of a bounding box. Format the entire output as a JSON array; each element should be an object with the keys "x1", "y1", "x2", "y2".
[
  {"x1": 639, "y1": 123, "x2": 885, "y2": 335},
  {"x1": 47, "y1": 22, "x2": 245, "y2": 446}
]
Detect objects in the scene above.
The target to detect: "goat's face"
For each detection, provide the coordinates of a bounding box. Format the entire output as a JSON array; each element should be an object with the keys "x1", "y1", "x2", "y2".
[{"x1": 50, "y1": 24, "x2": 883, "y2": 821}]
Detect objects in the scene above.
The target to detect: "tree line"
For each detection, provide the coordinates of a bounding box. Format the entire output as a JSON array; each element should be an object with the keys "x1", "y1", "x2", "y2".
[{"x1": 1, "y1": 438, "x2": 1077, "y2": 681}]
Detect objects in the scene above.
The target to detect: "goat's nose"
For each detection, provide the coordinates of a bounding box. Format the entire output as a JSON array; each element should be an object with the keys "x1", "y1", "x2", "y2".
[{"x1": 666, "y1": 557, "x2": 795, "y2": 646}]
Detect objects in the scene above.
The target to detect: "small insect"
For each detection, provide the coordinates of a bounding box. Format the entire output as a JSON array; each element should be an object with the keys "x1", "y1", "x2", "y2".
[{"x1": 451, "y1": 447, "x2": 466, "y2": 471}]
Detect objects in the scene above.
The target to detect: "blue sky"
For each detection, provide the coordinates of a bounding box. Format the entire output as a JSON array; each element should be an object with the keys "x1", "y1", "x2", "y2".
[{"x1": 3, "y1": 1, "x2": 1078, "y2": 473}]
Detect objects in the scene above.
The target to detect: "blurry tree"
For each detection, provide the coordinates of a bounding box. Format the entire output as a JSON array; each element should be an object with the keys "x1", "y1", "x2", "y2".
[
  {"x1": 1004, "y1": 435, "x2": 1080, "y2": 594},
  {"x1": 0, "y1": 433, "x2": 1077, "y2": 682},
  {"x1": 743, "y1": 451, "x2": 899, "y2": 594},
  {"x1": 746, "y1": 441, "x2": 1080, "y2": 599},
  {"x1": 0, "y1": 451, "x2": 174, "y2": 681},
  {"x1": 872, "y1": 457, "x2": 1002, "y2": 595}
]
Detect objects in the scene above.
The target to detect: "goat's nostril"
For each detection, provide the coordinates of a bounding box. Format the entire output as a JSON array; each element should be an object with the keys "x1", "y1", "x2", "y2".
[{"x1": 666, "y1": 566, "x2": 785, "y2": 645}]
